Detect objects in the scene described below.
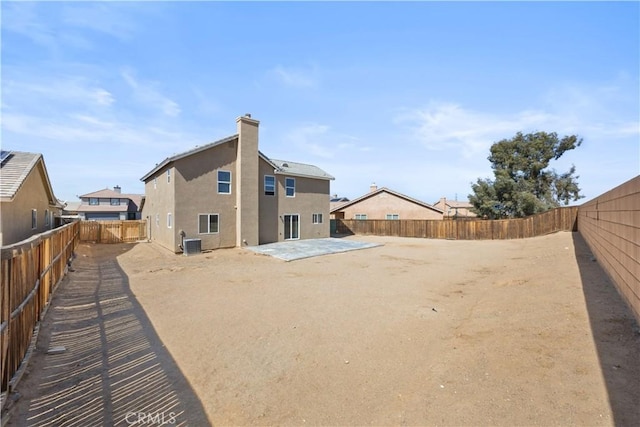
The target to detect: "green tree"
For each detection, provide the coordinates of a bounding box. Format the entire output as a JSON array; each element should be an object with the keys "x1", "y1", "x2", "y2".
[{"x1": 469, "y1": 131, "x2": 583, "y2": 219}]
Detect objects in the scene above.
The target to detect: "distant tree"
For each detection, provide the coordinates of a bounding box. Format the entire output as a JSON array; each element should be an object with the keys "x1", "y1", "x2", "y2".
[{"x1": 469, "y1": 131, "x2": 583, "y2": 219}]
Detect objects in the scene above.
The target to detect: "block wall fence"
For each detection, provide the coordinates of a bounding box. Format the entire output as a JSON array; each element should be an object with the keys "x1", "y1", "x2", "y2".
[{"x1": 577, "y1": 175, "x2": 640, "y2": 323}]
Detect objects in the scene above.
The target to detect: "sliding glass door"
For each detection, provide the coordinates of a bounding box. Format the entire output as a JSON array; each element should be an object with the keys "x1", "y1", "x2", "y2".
[{"x1": 284, "y1": 214, "x2": 299, "y2": 240}]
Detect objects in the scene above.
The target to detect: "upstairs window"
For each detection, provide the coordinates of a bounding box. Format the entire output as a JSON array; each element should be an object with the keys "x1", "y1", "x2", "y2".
[
  {"x1": 31, "y1": 209, "x2": 37, "y2": 229},
  {"x1": 218, "y1": 170, "x2": 231, "y2": 194},
  {"x1": 110, "y1": 198, "x2": 120, "y2": 206},
  {"x1": 285, "y1": 178, "x2": 295, "y2": 197},
  {"x1": 45, "y1": 209, "x2": 50, "y2": 226},
  {"x1": 312, "y1": 213, "x2": 323, "y2": 224},
  {"x1": 167, "y1": 213, "x2": 172, "y2": 228},
  {"x1": 167, "y1": 169, "x2": 171, "y2": 183},
  {"x1": 264, "y1": 175, "x2": 275, "y2": 196},
  {"x1": 89, "y1": 198, "x2": 99, "y2": 205}
]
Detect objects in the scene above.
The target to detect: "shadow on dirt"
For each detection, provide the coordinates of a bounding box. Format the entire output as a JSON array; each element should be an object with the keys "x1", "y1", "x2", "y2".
[
  {"x1": 8, "y1": 243, "x2": 210, "y2": 426},
  {"x1": 572, "y1": 233, "x2": 640, "y2": 426}
]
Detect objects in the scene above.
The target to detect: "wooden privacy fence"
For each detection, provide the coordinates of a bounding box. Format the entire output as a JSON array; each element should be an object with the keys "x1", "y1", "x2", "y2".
[
  {"x1": 80, "y1": 220, "x2": 147, "y2": 243},
  {"x1": 1, "y1": 221, "x2": 79, "y2": 400},
  {"x1": 335, "y1": 207, "x2": 578, "y2": 240}
]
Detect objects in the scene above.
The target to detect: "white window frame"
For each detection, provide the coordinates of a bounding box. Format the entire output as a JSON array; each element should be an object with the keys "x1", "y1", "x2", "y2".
[
  {"x1": 31, "y1": 209, "x2": 37, "y2": 229},
  {"x1": 89, "y1": 198, "x2": 99, "y2": 206},
  {"x1": 285, "y1": 177, "x2": 295, "y2": 197},
  {"x1": 312, "y1": 213, "x2": 323, "y2": 224},
  {"x1": 45, "y1": 209, "x2": 50, "y2": 226},
  {"x1": 385, "y1": 214, "x2": 400, "y2": 220},
  {"x1": 198, "y1": 213, "x2": 219, "y2": 234},
  {"x1": 155, "y1": 213, "x2": 159, "y2": 226},
  {"x1": 218, "y1": 170, "x2": 232, "y2": 194},
  {"x1": 110, "y1": 198, "x2": 121, "y2": 206},
  {"x1": 154, "y1": 177, "x2": 157, "y2": 189},
  {"x1": 264, "y1": 175, "x2": 276, "y2": 196},
  {"x1": 167, "y1": 213, "x2": 172, "y2": 228},
  {"x1": 167, "y1": 169, "x2": 171, "y2": 183},
  {"x1": 354, "y1": 214, "x2": 368, "y2": 220}
]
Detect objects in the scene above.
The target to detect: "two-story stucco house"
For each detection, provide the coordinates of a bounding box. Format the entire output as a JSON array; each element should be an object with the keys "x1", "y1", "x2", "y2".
[
  {"x1": 140, "y1": 114, "x2": 334, "y2": 253},
  {"x1": 75, "y1": 186, "x2": 144, "y2": 221},
  {"x1": 0, "y1": 150, "x2": 63, "y2": 246}
]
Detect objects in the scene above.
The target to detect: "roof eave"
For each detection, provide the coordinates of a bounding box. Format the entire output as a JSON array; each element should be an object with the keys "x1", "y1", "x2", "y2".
[
  {"x1": 273, "y1": 170, "x2": 335, "y2": 181},
  {"x1": 141, "y1": 134, "x2": 238, "y2": 182}
]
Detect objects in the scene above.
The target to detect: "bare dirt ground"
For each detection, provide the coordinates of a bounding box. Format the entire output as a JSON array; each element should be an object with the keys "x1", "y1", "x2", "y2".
[{"x1": 6, "y1": 232, "x2": 640, "y2": 426}]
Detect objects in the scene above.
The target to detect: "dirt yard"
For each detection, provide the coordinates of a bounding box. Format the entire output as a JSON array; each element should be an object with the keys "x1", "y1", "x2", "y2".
[{"x1": 6, "y1": 232, "x2": 640, "y2": 426}]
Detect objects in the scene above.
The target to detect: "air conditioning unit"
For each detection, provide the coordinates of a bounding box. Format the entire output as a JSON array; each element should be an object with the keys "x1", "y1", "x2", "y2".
[{"x1": 183, "y1": 238, "x2": 201, "y2": 256}]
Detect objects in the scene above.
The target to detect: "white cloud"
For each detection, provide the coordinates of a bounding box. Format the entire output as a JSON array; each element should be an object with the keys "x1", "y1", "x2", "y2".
[
  {"x1": 394, "y1": 82, "x2": 639, "y2": 158},
  {"x1": 394, "y1": 102, "x2": 545, "y2": 156},
  {"x1": 284, "y1": 123, "x2": 333, "y2": 158},
  {"x1": 270, "y1": 65, "x2": 319, "y2": 88},
  {"x1": 2, "y1": 78, "x2": 115, "y2": 110},
  {"x1": 61, "y1": 3, "x2": 138, "y2": 41},
  {"x1": 281, "y1": 123, "x2": 371, "y2": 160},
  {"x1": 121, "y1": 68, "x2": 181, "y2": 117}
]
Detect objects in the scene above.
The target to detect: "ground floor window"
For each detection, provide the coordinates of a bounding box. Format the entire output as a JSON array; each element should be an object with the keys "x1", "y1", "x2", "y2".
[
  {"x1": 354, "y1": 214, "x2": 367, "y2": 220},
  {"x1": 312, "y1": 213, "x2": 323, "y2": 224},
  {"x1": 199, "y1": 214, "x2": 219, "y2": 234},
  {"x1": 385, "y1": 214, "x2": 400, "y2": 220}
]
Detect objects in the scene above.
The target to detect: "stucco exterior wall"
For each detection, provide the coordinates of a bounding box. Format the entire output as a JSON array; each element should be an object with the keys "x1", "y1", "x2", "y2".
[
  {"x1": 141, "y1": 166, "x2": 176, "y2": 252},
  {"x1": 258, "y1": 158, "x2": 279, "y2": 244},
  {"x1": 174, "y1": 141, "x2": 238, "y2": 251},
  {"x1": 578, "y1": 175, "x2": 640, "y2": 323},
  {"x1": 337, "y1": 191, "x2": 443, "y2": 220},
  {"x1": 0, "y1": 163, "x2": 57, "y2": 246},
  {"x1": 277, "y1": 175, "x2": 331, "y2": 240}
]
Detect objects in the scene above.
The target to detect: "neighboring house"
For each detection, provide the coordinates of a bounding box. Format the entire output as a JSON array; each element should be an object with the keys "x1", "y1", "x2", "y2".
[
  {"x1": 76, "y1": 186, "x2": 144, "y2": 221},
  {"x1": 0, "y1": 150, "x2": 63, "y2": 246},
  {"x1": 140, "y1": 114, "x2": 335, "y2": 253},
  {"x1": 433, "y1": 197, "x2": 477, "y2": 218},
  {"x1": 329, "y1": 195, "x2": 350, "y2": 217},
  {"x1": 330, "y1": 183, "x2": 443, "y2": 220}
]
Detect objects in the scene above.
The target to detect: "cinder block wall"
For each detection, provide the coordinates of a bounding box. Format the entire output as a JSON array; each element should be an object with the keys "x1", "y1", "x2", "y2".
[{"x1": 578, "y1": 175, "x2": 640, "y2": 322}]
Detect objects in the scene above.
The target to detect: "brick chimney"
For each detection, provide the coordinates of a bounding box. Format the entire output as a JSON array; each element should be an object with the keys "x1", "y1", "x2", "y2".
[
  {"x1": 236, "y1": 114, "x2": 260, "y2": 247},
  {"x1": 370, "y1": 182, "x2": 378, "y2": 193}
]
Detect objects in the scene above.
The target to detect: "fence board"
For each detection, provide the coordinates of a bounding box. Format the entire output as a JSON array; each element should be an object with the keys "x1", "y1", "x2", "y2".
[
  {"x1": 1, "y1": 222, "x2": 79, "y2": 398},
  {"x1": 79, "y1": 220, "x2": 147, "y2": 243},
  {"x1": 335, "y1": 207, "x2": 578, "y2": 240}
]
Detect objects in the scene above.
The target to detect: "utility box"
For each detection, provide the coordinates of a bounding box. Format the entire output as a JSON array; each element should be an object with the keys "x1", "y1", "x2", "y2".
[{"x1": 183, "y1": 238, "x2": 202, "y2": 256}]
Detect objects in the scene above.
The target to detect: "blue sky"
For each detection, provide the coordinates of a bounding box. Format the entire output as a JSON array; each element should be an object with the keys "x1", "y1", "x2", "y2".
[{"x1": 2, "y1": 1, "x2": 638, "y2": 205}]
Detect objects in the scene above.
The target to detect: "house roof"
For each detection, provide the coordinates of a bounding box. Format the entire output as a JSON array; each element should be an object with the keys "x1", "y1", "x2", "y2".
[
  {"x1": 330, "y1": 187, "x2": 444, "y2": 214},
  {"x1": 435, "y1": 199, "x2": 474, "y2": 209},
  {"x1": 0, "y1": 150, "x2": 57, "y2": 204},
  {"x1": 63, "y1": 201, "x2": 81, "y2": 212},
  {"x1": 269, "y1": 158, "x2": 334, "y2": 181},
  {"x1": 140, "y1": 133, "x2": 335, "y2": 182},
  {"x1": 76, "y1": 204, "x2": 130, "y2": 213},
  {"x1": 78, "y1": 188, "x2": 144, "y2": 211},
  {"x1": 330, "y1": 197, "x2": 350, "y2": 203}
]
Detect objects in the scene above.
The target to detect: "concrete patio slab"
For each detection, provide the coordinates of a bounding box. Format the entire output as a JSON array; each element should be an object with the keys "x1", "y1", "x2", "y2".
[{"x1": 246, "y1": 237, "x2": 381, "y2": 261}]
